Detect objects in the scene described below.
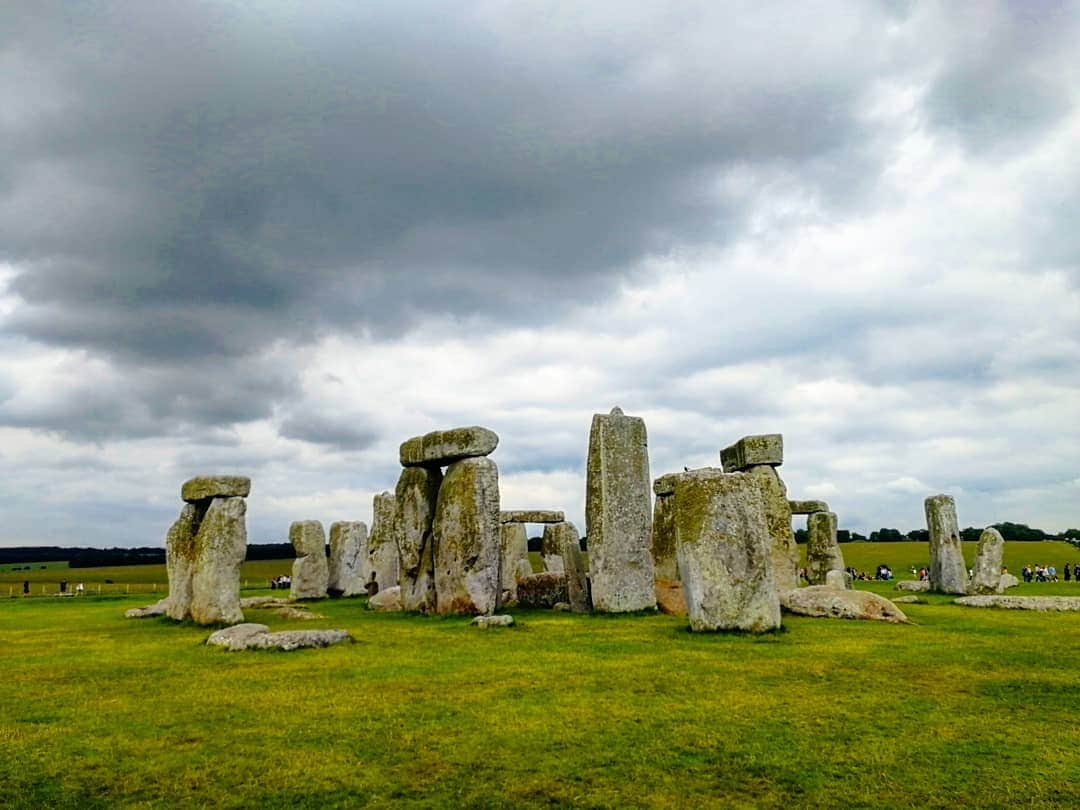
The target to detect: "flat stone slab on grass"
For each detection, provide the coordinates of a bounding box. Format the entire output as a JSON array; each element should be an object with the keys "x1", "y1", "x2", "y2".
[
  {"x1": 499, "y1": 510, "x2": 565, "y2": 524},
  {"x1": 471, "y1": 615, "x2": 515, "y2": 628},
  {"x1": 780, "y1": 587, "x2": 909, "y2": 623},
  {"x1": 181, "y1": 475, "x2": 251, "y2": 503},
  {"x1": 400, "y1": 426, "x2": 499, "y2": 467},
  {"x1": 896, "y1": 580, "x2": 931, "y2": 592},
  {"x1": 125, "y1": 598, "x2": 170, "y2": 618},
  {"x1": 954, "y1": 596, "x2": 1080, "y2": 612},
  {"x1": 239, "y1": 596, "x2": 295, "y2": 609},
  {"x1": 893, "y1": 595, "x2": 926, "y2": 604},
  {"x1": 206, "y1": 623, "x2": 352, "y2": 651},
  {"x1": 368, "y1": 586, "x2": 403, "y2": 612},
  {"x1": 272, "y1": 606, "x2": 326, "y2": 621}
]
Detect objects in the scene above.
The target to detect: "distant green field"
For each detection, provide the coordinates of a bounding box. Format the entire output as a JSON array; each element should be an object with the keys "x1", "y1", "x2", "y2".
[{"x1": 810, "y1": 540, "x2": 1080, "y2": 579}]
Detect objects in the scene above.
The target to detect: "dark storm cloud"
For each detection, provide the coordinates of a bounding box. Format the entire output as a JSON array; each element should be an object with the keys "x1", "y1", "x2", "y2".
[{"x1": 278, "y1": 413, "x2": 378, "y2": 451}]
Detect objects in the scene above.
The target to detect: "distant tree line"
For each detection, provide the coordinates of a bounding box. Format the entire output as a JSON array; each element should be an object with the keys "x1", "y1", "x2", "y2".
[{"x1": 1, "y1": 543, "x2": 301, "y2": 567}]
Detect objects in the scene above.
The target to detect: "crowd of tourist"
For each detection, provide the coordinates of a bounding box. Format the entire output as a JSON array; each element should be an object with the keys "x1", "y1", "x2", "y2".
[
  {"x1": 1021, "y1": 563, "x2": 1079, "y2": 583},
  {"x1": 269, "y1": 575, "x2": 292, "y2": 590}
]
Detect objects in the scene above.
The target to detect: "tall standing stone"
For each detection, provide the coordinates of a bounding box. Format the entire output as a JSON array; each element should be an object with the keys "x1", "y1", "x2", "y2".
[
  {"x1": 499, "y1": 522, "x2": 530, "y2": 603},
  {"x1": 290, "y1": 520, "x2": 328, "y2": 600},
  {"x1": 925, "y1": 494, "x2": 967, "y2": 595},
  {"x1": 745, "y1": 465, "x2": 799, "y2": 591},
  {"x1": 328, "y1": 521, "x2": 368, "y2": 597},
  {"x1": 673, "y1": 469, "x2": 780, "y2": 633},
  {"x1": 806, "y1": 511, "x2": 844, "y2": 586},
  {"x1": 540, "y1": 525, "x2": 565, "y2": 573},
  {"x1": 549, "y1": 521, "x2": 590, "y2": 613},
  {"x1": 368, "y1": 492, "x2": 400, "y2": 591},
  {"x1": 586, "y1": 406, "x2": 655, "y2": 612},
  {"x1": 190, "y1": 497, "x2": 247, "y2": 625},
  {"x1": 165, "y1": 503, "x2": 200, "y2": 621},
  {"x1": 395, "y1": 466, "x2": 443, "y2": 612},
  {"x1": 651, "y1": 474, "x2": 680, "y2": 581},
  {"x1": 969, "y1": 527, "x2": 1004, "y2": 595}
]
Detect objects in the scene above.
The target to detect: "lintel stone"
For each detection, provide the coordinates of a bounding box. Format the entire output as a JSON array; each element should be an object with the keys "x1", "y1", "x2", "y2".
[
  {"x1": 181, "y1": 475, "x2": 251, "y2": 503},
  {"x1": 399, "y1": 426, "x2": 499, "y2": 467},
  {"x1": 719, "y1": 434, "x2": 783, "y2": 473},
  {"x1": 499, "y1": 510, "x2": 565, "y2": 524},
  {"x1": 788, "y1": 499, "x2": 829, "y2": 515}
]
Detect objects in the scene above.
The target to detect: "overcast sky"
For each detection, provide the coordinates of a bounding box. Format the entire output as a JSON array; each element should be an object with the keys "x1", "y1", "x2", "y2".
[{"x1": 1, "y1": 1, "x2": 1078, "y2": 549}]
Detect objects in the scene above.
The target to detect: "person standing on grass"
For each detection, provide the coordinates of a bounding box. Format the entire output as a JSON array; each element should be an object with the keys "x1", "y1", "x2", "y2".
[
  {"x1": 1066, "y1": 565, "x2": 1071, "y2": 582},
  {"x1": 22, "y1": 580, "x2": 29, "y2": 596}
]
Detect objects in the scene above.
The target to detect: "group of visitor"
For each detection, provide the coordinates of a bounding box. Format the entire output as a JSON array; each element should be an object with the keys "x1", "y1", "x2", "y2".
[
  {"x1": 269, "y1": 575, "x2": 292, "y2": 590},
  {"x1": 1022, "y1": 563, "x2": 1079, "y2": 583}
]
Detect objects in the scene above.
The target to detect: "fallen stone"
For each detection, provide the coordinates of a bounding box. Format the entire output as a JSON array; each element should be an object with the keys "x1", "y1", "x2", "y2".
[
  {"x1": 272, "y1": 606, "x2": 326, "y2": 621},
  {"x1": 400, "y1": 426, "x2": 499, "y2": 467},
  {"x1": 719, "y1": 434, "x2": 783, "y2": 473},
  {"x1": 328, "y1": 521, "x2": 368, "y2": 597},
  {"x1": 368, "y1": 492, "x2": 400, "y2": 592},
  {"x1": 788, "y1": 499, "x2": 829, "y2": 515},
  {"x1": 780, "y1": 587, "x2": 909, "y2": 623},
  {"x1": 290, "y1": 520, "x2": 329, "y2": 601},
  {"x1": 655, "y1": 579, "x2": 687, "y2": 616},
  {"x1": 499, "y1": 510, "x2": 565, "y2": 524},
  {"x1": 896, "y1": 580, "x2": 931, "y2": 592},
  {"x1": 806, "y1": 511, "x2": 844, "y2": 586},
  {"x1": 395, "y1": 465, "x2": 442, "y2": 612},
  {"x1": 125, "y1": 598, "x2": 170, "y2": 618},
  {"x1": 517, "y1": 572, "x2": 568, "y2": 609},
  {"x1": 499, "y1": 522, "x2": 530, "y2": 605},
  {"x1": 954, "y1": 595, "x2": 1080, "y2": 611},
  {"x1": 893, "y1": 595, "x2": 926, "y2": 604},
  {"x1": 433, "y1": 456, "x2": 501, "y2": 615},
  {"x1": 368, "y1": 585, "x2": 403, "y2": 612},
  {"x1": 206, "y1": 623, "x2": 352, "y2": 651},
  {"x1": 240, "y1": 596, "x2": 295, "y2": 609},
  {"x1": 189, "y1": 496, "x2": 247, "y2": 625},
  {"x1": 673, "y1": 469, "x2": 780, "y2": 633},
  {"x1": 586, "y1": 406, "x2": 655, "y2": 612},
  {"x1": 181, "y1": 475, "x2": 251, "y2": 503},
  {"x1": 998, "y1": 573, "x2": 1020, "y2": 591},
  {"x1": 969, "y1": 527, "x2": 1004, "y2": 595},
  {"x1": 825, "y1": 569, "x2": 853, "y2": 590},
  {"x1": 651, "y1": 491, "x2": 678, "y2": 581},
  {"x1": 205, "y1": 623, "x2": 271, "y2": 650},
  {"x1": 165, "y1": 503, "x2": 199, "y2": 621},
  {"x1": 747, "y1": 465, "x2": 798, "y2": 591},
  {"x1": 471, "y1": 614, "x2": 515, "y2": 628},
  {"x1": 925, "y1": 494, "x2": 967, "y2": 595}
]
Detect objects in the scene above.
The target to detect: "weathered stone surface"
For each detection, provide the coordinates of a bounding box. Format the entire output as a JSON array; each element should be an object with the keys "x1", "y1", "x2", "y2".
[
  {"x1": 893, "y1": 595, "x2": 926, "y2": 604},
  {"x1": 240, "y1": 596, "x2": 295, "y2": 609},
  {"x1": 471, "y1": 614, "x2": 515, "y2": 628},
  {"x1": 499, "y1": 510, "x2": 565, "y2": 524},
  {"x1": 806, "y1": 511, "x2": 844, "y2": 586},
  {"x1": 780, "y1": 587, "x2": 909, "y2": 623},
  {"x1": 433, "y1": 456, "x2": 501, "y2": 615},
  {"x1": 999, "y1": 573, "x2": 1020, "y2": 591},
  {"x1": 969, "y1": 527, "x2": 1004, "y2": 595},
  {"x1": 368, "y1": 585, "x2": 403, "y2": 612},
  {"x1": 955, "y1": 595, "x2": 1080, "y2": 611},
  {"x1": 499, "y1": 522, "x2": 530, "y2": 604},
  {"x1": 368, "y1": 492, "x2": 400, "y2": 592},
  {"x1": 673, "y1": 469, "x2": 780, "y2": 633},
  {"x1": 181, "y1": 475, "x2": 251, "y2": 503},
  {"x1": 400, "y1": 426, "x2": 499, "y2": 467},
  {"x1": 125, "y1": 598, "x2": 170, "y2": 618},
  {"x1": 896, "y1": 579, "x2": 931, "y2": 592},
  {"x1": 553, "y1": 602, "x2": 571, "y2": 612},
  {"x1": 788, "y1": 499, "x2": 829, "y2": 515},
  {"x1": 542, "y1": 555, "x2": 565, "y2": 574},
  {"x1": 514, "y1": 559, "x2": 534, "y2": 580},
  {"x1": 655, "y1": 579, "x2": 687, "y2": 616},
  {"x1": 290, "y1": 520, "x2": 328, "y2": 601},
  {"x1": 546, "y1": 521, "x2": 589, "y2": 612},
  {"x1": 825, "y1": 569, "x2": 853, "y2": 590},
  {"x1": 720, "y1": 434, "x2": 783, "y2": 473},
  {"x1": 395, "y1": 466, "x2": 442, "y2": 612},
  {"x1": 517, "y1": 572, "x2": 569, "y2": 608},
  {"x1": 165, "y1": 503, "x2": 199, "y2": 621},
  {"x1": 206, "y1": 623, "x2": 352, "y2": 651},
  {"x1": 925, "y1": 494, "x2": 967, "y2": 594},
  {"x1": 540, "y1": 523, "x2": 567, "y2": 573},
  {"x1": 190, "y1": 497, "x2": 247, "y2": 625},
  {"x1": 651, "y1": 493, "x2": 678, "y2": 580},
  {"x1": 586, "y1": 406, "x2": 655, "y2": 612},
  {"x1": 328, "y1": 521, "x2": 368, "y2": 597},
  {"x1": 272, "y1": 606, "x2": 326, "y2": 621},
  {"x1": 747, "y1": 465, "x2": 798, "y2": 591},
  {"x1": 652, "y1": 473, "x2": 682, "y2": 497}
]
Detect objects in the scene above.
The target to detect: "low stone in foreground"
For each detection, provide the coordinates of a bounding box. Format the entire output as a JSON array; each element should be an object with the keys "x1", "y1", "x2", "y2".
[
  {"x1": 471, "y1": 615, "x2": 515, "y2": 628},
  {"x1": 368, "y1": 586, "x2": 404, "y2": 612},
  {"x1": 125, "y1": 598, "x2": 170, "y2": 618},
  {"x1": 206, "y1": 623, "x2": 352, "y2": 651},
  {"x1": 954, "y1": 596, "x2": 1080, "y2": 612},
  {"x1": 516, "y1": 572, "x2": 569, "y2": 609},
  {"x1": 896, "y1": 580, "x2": 931, "y2": 592},
  {"x1": 780, "y1": 587, "x2": 909, "y2": 623}
]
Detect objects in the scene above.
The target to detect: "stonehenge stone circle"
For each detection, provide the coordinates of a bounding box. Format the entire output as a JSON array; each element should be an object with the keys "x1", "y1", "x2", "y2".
[
  {"x1": 719, "y1": 434, "x2": 783, "y2": 473},
  {"x1": 290, "y1": 520, "x2": 329, "y2": 600},
  {"x1": 788, "y1": 500, "x2": 829, "y2": 515},
  {"x1": 500, "y1": 510, "x2": 564, "y2": 524},
  {"x1": 328, "y1": 521, "x2": 368, "y2": 597},
  {"x1": 745, "y1": 465, "x2": 799, "y2": 591},
  {"x1": 181, "y1": 475, "x2": 251, "y2": 503},
  {"x1": 368, "y1": 492, "x2": 401, "y2": 592},
  {"x1": 545, "y1": 521, "x2": 590, "y2": 612},
  {"x1": 400, "y1": 426, "x2": 499, "y2": 467},
  {"x1": 806, "y1": 511, "x2": 844, "y2": 586},
  {"x1": 433, "y1": 456, "x2": 501, "y2": 615},
  {"x1": 672, "y1": 469, "x2": 780, "y2": 633},
  {"x1": 499, "y1": 522, "x2": 530, "y2": 604},
  {"x1": 586, "y1": 406, "x2": 656, "y2": 612},
  {"x1": 969, "y1": 527, "x2": 1004, "y2": 595},
  {"x1": 395, "y1": 466, "x2": 443, "y2": 613},
  {"x1": 651, "y1": 474, "x2": 680, "y2": 581},
  {"x1": 925, "y1": 494, "x2": 967, "y2": 594}
]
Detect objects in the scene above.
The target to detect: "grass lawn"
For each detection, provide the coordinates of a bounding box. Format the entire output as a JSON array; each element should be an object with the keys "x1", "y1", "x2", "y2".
[{"x1": 2, "y1": 557, "x2": 1080, "y2": 807}]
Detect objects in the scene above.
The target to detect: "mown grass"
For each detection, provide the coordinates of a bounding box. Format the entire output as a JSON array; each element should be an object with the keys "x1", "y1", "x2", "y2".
[{"x1": 2, "y1": 578, "x2": 1079, "y2": 808}]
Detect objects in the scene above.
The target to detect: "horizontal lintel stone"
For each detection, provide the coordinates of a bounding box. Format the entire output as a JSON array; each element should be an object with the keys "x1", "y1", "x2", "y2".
[
  {"x1": 400, "y1": 426, "x2": 499, "y2": 467},
  {"x1": 719, "y1": 434, "x2": 783, "y2": 473},
  {"x1": 499, "y1": 510, "x2": 565, "y2": 524},
  {"x1": 181, "y1": 475, "x2": 251, "y2": 503},
  {"x1": 788, "y1": 499, "x2": 829, "y2": 515}
]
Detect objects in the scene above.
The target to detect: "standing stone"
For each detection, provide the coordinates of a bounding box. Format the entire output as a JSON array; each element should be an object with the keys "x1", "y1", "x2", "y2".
[
  {"x1": 825, "y1": 568, "x2": 853, "y2": 590},
  {"x1": 395, "y1": 466, "x2": 443, "y2": 612},
  {"x1": 540, "y1": 525, "x2": 565, "y2": 573},
  {"x1": 368, "y1": 492, "x2": 400, "y2": 591},
  {"x1": 549, "y1": 521, "x2": 590, "y2": 613},
  {"x1": 586, "y1": 406, "x2": 655, "y2": 612},
  {"x1": 806, "y1": 511, "x2": 844, "y2": 586},
  {"x1": 290, "y1": 520, "x2": 328, "y2": 600},
  {"x1": 673, "y1": 470, "x2": 780, "y2": 633},
  {"x1": 499, "y1": 522, "x2": 529, "y2": 603},
  {"x1": 189, "y1": 497, "x2": 247, "y2": 625},
  {"x1": 745, "y1": 465, "x2": 799, "y2": 591},
  {"x1": 969, "y1": 527, "x2": 1004, "y2": 595},
  {"x1": 651, "y1": 475, "x2": 679, "y2": 581},
  {"x1": 165, "y1": 503, "x2": 200, "y2": 621},
  {"x1": 328, "y1": 521, "x2": 368, "y2": 597},
  {"x1": 925, "y1": 494, "x2": 967, "y2": 595},
  {"x1": 433, "y1": 456, "x2": 501, "y2": 615}
]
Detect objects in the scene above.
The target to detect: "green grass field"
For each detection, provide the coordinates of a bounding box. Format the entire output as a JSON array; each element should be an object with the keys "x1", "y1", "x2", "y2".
[{"x1": 2, "y1": 542, "x2": 1079, "y2": 807}]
